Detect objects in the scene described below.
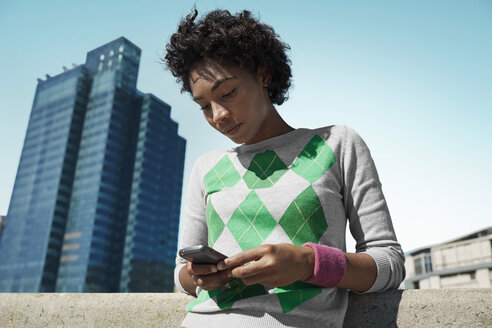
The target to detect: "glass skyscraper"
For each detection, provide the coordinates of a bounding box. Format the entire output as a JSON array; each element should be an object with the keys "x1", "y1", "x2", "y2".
[{"x1": 0, "y1": 37, "x2": 186, "y2": 292}]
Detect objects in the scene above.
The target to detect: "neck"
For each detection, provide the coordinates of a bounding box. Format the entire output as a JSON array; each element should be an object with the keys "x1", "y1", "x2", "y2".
[
  {"x1": 269, "y1": 108, "x2": 295, "y2": 137},
  {"x1": 245, "y1": 106, "x2": 294, "y2": 145}
]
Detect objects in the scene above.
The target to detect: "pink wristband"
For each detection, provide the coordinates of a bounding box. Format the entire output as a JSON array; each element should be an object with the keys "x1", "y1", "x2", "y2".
[{"x1": 302, "y1": 242, "x2": 346, "y2": 288}]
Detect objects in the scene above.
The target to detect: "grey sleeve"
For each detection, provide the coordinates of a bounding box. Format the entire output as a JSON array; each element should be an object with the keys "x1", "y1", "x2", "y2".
[
  {"x1": 341, "y1": 127, "x2": 406, "y2": 292},
  {"x1": 174, "y1": 159, "x2": 209, "y2": 295}
]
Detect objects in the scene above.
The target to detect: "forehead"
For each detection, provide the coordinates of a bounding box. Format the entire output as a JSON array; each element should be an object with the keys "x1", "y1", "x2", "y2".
[
  {"x1": 189, "y1": 61, "x2": 256, "y2": 94},
  {"x1": 189, "y1": 62, "x2": 235, "y2": 87}
]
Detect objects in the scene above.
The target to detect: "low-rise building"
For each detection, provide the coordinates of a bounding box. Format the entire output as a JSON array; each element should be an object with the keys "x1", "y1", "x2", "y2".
[{"x1": 404, "y1": 227, "x2": 492, "y2": 289}]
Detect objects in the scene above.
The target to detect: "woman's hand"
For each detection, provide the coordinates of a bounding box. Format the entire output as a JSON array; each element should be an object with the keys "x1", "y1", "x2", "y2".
[
  {"x1": 217, "y1": 243, "x2": 315, "y2": 287},
  {"x1": 179, "y1": 261, "x2": 232, "y2": 295}
]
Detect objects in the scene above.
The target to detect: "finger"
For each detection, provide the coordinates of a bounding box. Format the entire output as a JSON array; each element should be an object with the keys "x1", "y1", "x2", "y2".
[
  {"x1": 189, "y1": 263, "x2": 218, "y2": 275},
  {"x1": 230, "y1": 259, "x2": 265, "y2": 279},
  {"x1": 216, "y1": 260, "x2": 227, "y2": 271},
  {"x1": 238, "y1": 272, "x2": 267, "y2": 286},
  {"x1": 196, "y1": 269, "x2": 232, "y2": 290},
  {"x1": 222, "y1": 246, "x2": 267, "y2": 269}
]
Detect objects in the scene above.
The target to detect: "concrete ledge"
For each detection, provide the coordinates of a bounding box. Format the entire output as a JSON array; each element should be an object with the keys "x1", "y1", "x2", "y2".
[
  {"x1": 344, "y1": 289, "x2": 490, "y2": 327},
  {"x1": 0, "y1": 289, "x2": 490, "y2": 327}
]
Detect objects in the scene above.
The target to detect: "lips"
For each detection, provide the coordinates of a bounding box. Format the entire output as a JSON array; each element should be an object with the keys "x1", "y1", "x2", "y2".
[{"x1": 222, "y1": 123, "x2": 241, "y2": 135}]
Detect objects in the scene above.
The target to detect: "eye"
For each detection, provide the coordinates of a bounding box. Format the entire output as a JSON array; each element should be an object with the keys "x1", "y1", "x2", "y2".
[
  {"x1": 222, "y1": 88, "x2": 236, "y2": 99},
  {"x1": 200, "y1": 104, "x2": 211, "y2": 111}
]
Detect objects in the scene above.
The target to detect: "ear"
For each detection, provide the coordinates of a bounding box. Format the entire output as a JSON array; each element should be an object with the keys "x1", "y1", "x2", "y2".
[{"x1": 257, "y1": 67, "x2": 272, "y2": 87}]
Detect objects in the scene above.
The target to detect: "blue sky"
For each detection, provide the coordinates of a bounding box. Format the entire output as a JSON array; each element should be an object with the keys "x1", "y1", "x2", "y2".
[{"x1": 0, "y1": 0, "x2": 490, "y2": 252}]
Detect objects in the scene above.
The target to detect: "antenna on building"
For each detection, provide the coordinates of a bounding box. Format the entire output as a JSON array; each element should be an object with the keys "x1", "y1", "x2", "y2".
[
  {"x1": 45, "y1": 74, "x2": 51, "y2": 79},
  {"x1": 63, "y1": 66, "x2": 68, "y2": 72}
]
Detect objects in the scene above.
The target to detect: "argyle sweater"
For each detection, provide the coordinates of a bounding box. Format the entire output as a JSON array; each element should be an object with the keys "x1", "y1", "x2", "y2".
[{"x1": 175, "y1": 125, "x2": 405, "y2": 328}]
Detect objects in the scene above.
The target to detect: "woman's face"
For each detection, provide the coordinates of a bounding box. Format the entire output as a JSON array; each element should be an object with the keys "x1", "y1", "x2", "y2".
[{"x1": 189, "y1": 61, "x2": 275, "y2": 145}]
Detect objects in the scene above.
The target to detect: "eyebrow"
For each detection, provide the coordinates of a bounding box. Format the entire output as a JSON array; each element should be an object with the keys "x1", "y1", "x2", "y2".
[{"x1": 193, "y1": 76, "x2": 236, "y2": 101}]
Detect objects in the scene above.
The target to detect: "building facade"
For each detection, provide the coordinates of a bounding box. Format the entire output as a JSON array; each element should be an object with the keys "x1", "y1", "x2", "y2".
[
  {"x1": 0, "y1": 37, "x2": 185, "y2": 293},
  {"x1": 404, "y1": 227, "x2": 492, "y2": 289},
  {"x1": 0, "y1": 216, "x2": 5, "y2": 241}
]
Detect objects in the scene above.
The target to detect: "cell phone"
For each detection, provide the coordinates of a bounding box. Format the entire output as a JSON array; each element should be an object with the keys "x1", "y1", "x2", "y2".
[{"x1": 179, "y1": 245, "x2": 227, "y2": 264}]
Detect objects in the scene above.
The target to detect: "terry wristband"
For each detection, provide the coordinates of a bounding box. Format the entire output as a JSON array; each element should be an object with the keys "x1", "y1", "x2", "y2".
[{"x1": 302, "y1": 242, "x2": 347, "y2": 288}]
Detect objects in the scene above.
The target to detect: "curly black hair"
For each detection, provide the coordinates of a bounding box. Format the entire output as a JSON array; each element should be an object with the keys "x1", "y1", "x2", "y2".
[{"x1": 164, "y1": 9, "x2": 292, "y2": 105}]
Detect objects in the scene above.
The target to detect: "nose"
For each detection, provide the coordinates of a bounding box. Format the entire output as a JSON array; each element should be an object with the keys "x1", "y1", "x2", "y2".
[{"x1": 211, "y1": 101, "x2": 230, "y2": 124}]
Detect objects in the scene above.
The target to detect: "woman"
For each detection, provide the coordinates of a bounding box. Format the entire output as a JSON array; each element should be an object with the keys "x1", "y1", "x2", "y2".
[{"x1": 165, "y1": 9, "x2": 405, "y2": 328}]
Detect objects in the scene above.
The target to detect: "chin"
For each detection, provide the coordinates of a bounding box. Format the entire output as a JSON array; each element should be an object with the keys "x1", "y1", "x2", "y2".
[
  {"x1": 226, "y1": 133, "x2": 250, "y2": 144},
  {"x1": 228, "y1": 137, "x2": 246, "y2": 144}
]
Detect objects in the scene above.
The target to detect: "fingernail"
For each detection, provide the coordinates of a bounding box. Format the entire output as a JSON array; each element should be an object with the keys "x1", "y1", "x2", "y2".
[
  {"x1": 217, "y1": 262, "x2": 225, "y2": 270},
  {"x1": 211, "y1": 266, "x2": 217, "y2": 273}
]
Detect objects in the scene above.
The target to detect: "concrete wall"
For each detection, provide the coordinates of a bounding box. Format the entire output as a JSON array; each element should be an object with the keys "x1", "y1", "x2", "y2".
[{"x1": 1, "y1": 289, "x2": 490, "y2": 327}]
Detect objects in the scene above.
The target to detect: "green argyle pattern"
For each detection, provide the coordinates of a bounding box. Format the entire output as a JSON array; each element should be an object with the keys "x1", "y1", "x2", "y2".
[
  {"x1": 186, "y1": 285, "x2": 221, "y2": 312},
  {"x1": 243, "y1": 151, "x2": 288, "y2": 189},
  {"x1": 206, "y1": 201, "x2": 224, "y2": 247},
  {"x1": 279, "y1": 186, "x2": 327, "y2": 246},
  {"x1": 187, "y1": 279, "x2": 267, "y2": 312},
  {"x1": 272, "y1": 281, "x2": 323, "y2": 313},
  {"x1": 198, "y1": 134, "x2": 336, "y2": 313},
  {"x1": 292, "y1": 135, "x2": 336, "y2": 183},
  {"x1": 227, "y1": 191, "x2": 277, "y2": 251},
  {"x1": 204, "y1": 155, "x2": 241, "y2": 194},
  {"x1": 216, "y1": 279, "x2": 267, "y2": 310},
  {"x1": 188, "y1": 279, "x2": 321, "y2": 313}
]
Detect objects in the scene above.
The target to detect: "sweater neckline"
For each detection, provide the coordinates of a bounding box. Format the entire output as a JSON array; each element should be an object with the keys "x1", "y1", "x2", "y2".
[{"x1": 233, "y1": 128, "x2": 307, "y2": 153}]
